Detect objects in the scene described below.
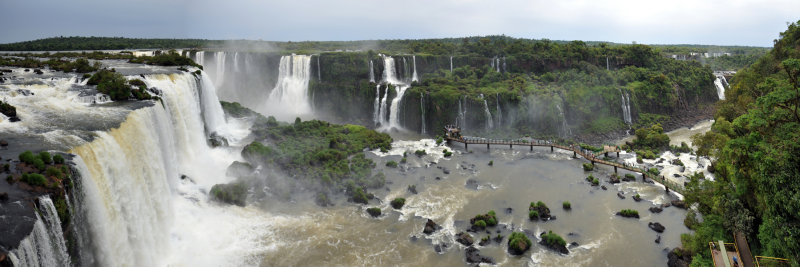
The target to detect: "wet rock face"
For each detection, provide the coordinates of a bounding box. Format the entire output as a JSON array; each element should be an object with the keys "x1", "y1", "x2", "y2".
[
  {"x1": 465, "y1": 246, "x2": 494, "y2": 264},
  {"x1": 423, "y1": 219, "x2": 441, "y2": 235},
  {"x1": 649, "y1": 206, "x2": 664, "y2": 213}
]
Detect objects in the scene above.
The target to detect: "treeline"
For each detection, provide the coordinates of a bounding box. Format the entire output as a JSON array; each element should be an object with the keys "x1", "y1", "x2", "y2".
[
  {"x1": 0, "y1": 36, "x2": 216, "y2": 51},
  {"x1": 682, "y1": 20, "x2": 800, "y2": 265}
]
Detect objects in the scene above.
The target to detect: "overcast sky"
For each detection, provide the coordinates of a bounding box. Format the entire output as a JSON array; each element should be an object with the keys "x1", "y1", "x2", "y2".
[{"x1": 1, "y1": 0, "x2": 798, "y2": 46}]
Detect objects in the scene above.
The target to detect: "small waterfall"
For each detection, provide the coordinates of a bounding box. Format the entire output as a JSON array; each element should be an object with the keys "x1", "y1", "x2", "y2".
[
  {"x1": 721, "y1": 76, "x2": 729, "y2": 87},
  {"x1": 369, "y1": 60, "x2": 375, "y2": 83},
  {"x1": 196, "y1": 51, "x2": 205, "y2": 67},
  {"x1": 266, "y1": 54, "x2": 313, "y2": 120},
  {"x1": 496, "y1": 93, "x2": 502, "y2": 127},
  {"x1": 379, "y1": 85, "x2": 389, "y2": 126},
  {"x1": 8, "y1": 196, "x2": 71, "y2": 267},
  {"x1": 713, "y1": 75, "x2": 726, "y2": 100},
  {"x1": 198, "y1": 72, "x2": 228, "y2": 136},
  {"x1": 378, "y1": 54, "x2": 412, "y2": 130},
  {"x1": 412, "y1": 55, "x2": 419, "y2": 82},
  {"x1": 496, "y1": 57, "x2": 501, "y2": 72},
  {"x1": 449, "y1": 56, "x2": 453, "y2": 72},
  {"x1": 502, "y1": 57, "x2": 507, "y2": 73},
  {"x1": 387, "y1": 85, "x2": 410, "y2": 129},
  {"x1": 480, "y1": 94, "x2": 493, "y2": 130},
  {"x1": 214, "y1": 52, "x2": 226, "y2": 88},
  {"x1": 233, "y1": 52, "x2": 240, "y2": 72},
  {"x1": 420, "y1": 92, "x2": 426, "y2": 134},
  {"x1": 620, "y1": 89, "x2": 632, "y2": 124},
  {"x1": 317, "y1": 56, "x2": 321, "y2": 81},
  {"x1": 556, "y1": 103, "x2": 569, "y2": 137},
  {"x1": 373, "y1": 84, "x2": 381, "y2": 124}
]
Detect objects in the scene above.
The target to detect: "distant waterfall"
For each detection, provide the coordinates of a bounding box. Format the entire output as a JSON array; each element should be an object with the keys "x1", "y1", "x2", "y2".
[
  {"x1": 369, "y1": 60, "x2": 375, "y2": 83},
  {"x1": 556, "y1": 103, "x2": 569, "y2": 137},
  {"x1": 449, "y1": 56, "x2": 453, "y2": 72},
  {"x1": 420, "y1": 92, "x2": 426, "y2": 134},
  {"x1": 620, "y1": 89, "x2": 632, "y2": 124},
  {"x1": 387, "y1": 85, "x2": 410, "y2": 129},
  {"x1": 195, "y1": 51, "x2": 205, "y2": 67},
  {"x1": 502, "y1": 57, "x2": 507, "y2": 73},
  {"x1": 457, "y1": 96, "x2": 468, "y2": 131},
  {"x1": 233, "y1": 52, "x2": 240, "y2": 72},
  {"x1": 481, "y1": 94, "x2": 493, "y2": 130},
  {"x1": 198, "y1": 72, "x2": 228, "y2": 136},
  {"x1": 412, "y1": 55, "x2": 419, "y2": 82},
  {"x1": 317, "y1": 56, "x2": 321, "y2": 81},
  {"x1": 714, "y1": 75, "x2": 727, "y2": 100},
  {"x1": 214, "y1": 52, "x2": 226, "y2": 88},
  {"x1": 496, "y1": 93, "x2": 502, "y2": 127},
  {"x1": 266, "y1": 54, "x2": 313, "y2": 121},
  {"x1": 377, "y1": 55, "x2": 412, "y2": 131},
  {"x1": 373, "y1": 84, "x2": 381, "y2": 124},
  {"x1": 379, "y1": 85, "x2": 389, "y2": 126},
  {"x1": 8, "y1": 196, "x2": 71, "y2": 267}
]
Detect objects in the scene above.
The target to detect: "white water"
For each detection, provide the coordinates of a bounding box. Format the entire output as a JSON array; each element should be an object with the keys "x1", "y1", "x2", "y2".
[
  {"x1": 480, "y1": 94, "x2": 493, "y2": 130},
  {"x1": 372, "y1": 84, "x2": 381, "y2": 124},
  {"x1": 214, "y1": 52, "x2": 226, "y2": 88},
  {"x1": 377, "y1": 55, "x2": 412, "y2": 131},
  {"x1": 714, "y1": 75, "x2": 726, "y2": 100},
  {"x1": 457, "y1": 96, "x2": 468, "y2": 131},
  {"x1": 556, "y1": 103, "x2": 569, "y2": 137},
  {"x1": 387, "y1": 85, "x2": 410, "y2": 130},
  {"x1": 198, "y1": 72, "x2": 228, "y2": 136},
  {"x1": 620, "y1": 90, "x2": 632, "y2": 124},
  {"x1": 195, "y1": 51, "x2": 205, "y2": 67},
  {"x1": 69, "y1": 72, "x2": 273, "y2": 266},
  {"x1": 412, "y1": 55, "x2": 419, "y2": 82},
  {"x1": 265, "y1": 54, "x2": 313, "y2": 121},
  {"x1": 420, "y1": 92, "x2": 426, "y2": 134},
  {"x1": 369, "y1": 60, "x2": 375, "y2": 83},
  {"x1": 378, "y1": 85, "x2": 389, "y2": 127},
  {"x1": 8, "y1": 196, "x2": 71, "y2": 267},
  {"x1": 449, "y1": 56, "x2": 453, "y2": 72},
  {"x1": 316, "y1": 56, "x2": 321, "y2": 81}
]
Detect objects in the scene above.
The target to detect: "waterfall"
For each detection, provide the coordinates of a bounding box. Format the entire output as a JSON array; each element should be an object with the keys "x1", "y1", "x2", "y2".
[
  {"x1": 266, "y1": 54, "x2": 313, "y2": 121},
  {"x1": 412, "y1": 55, "x2": 419, "y2": 82},
  {"x1": 196, "y1": 51, "x2": 205, "y2": 68},
  {"x1": 458, "y1": 96, "x2": 468, "y2": 131},
  {"x1": 198, "y1": 72, "x2": 228, "y2": 136},
  {"x1": 317, "y1": 56, "x2": 321, "y2": 81},
  {"x1": 481, "y1": 94, "x2": 493, "y2": 130},
  {"x1": 379, "y1": 85, "x2": 389, "y2": 126},
  {"x1": 373, "y1": 84, "x2": 381, "y2": 124},
  {"x1": 214, "y1": 52, "x2": 226, "y2": 88},
  {"x1": 377, "y1": 55, "x2": 412, "y2": 130},
  {"x1": 620, "y1": 89, "x2": 632, "y2": 124},
  {"x1": 8, "y1": 196, "x2": 71, "y2": 267},
  {"x1": 556, "y1": 103, "x2": 569, "y2": 137},
  {"x1": 713, "y1": 75, "x2": 726, "y2": 100},
  {"x1": 369, "y1": 60, "x2": 375, "y2": 83},
  {"x1": 721, "y1": 76, "x2": 729, "y2": 87},
  {"x1": 387, "y1": 85, "x2": 410, "y2": 129},
  {"x1": 496, "y1": 93, "x2": 502, "y2": 127},
  {"x1": 449, "y1": 56, "x2": 453, "y2": 73},
  {"x1": 420, "y1": 92, "x2": 426, "y2": 135},
  {"x1": 233, "y1": 52, "x2": 240, "y2": 72},
  {"x1": 502, "y1": 57, "x2": 507, "y2": 73}
]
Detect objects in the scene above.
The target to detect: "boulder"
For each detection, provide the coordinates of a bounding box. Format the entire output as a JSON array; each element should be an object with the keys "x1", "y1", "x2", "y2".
[
  {"x1": 649, "y1": 206, "x2": 664, "y2": 213},
  {"x1": 407, "y1": 185, "x2": 418, "y2": 194},
  {"x1": 505, "y1": 207, "x2": 513, "y2": 214},
  {"x1": 456, "y1": 232, "x2": 474, "y2": 246},
  {"x1": 366, "y1": 207, "x2": 381, "y2": 217},
  {"x1": 633, "y1": 195, "x2": 642, "y2": 202},
  {"x1": 655, "y1": 235, "x2": 661, "y2": 244},
  {"x1": 617, "y1": 192, "x2": 626, "y2": 199},
  {"x1": 0, "y1": 140, "x2": 8, "y2": 147},
  {"x1": 539, "y1": 239, "x2": 569, "y2": 254},
  {"x1": 671, "y1": 200, "x2": 687, "y2": 209},
  {"x1": 423, "y1": 219, "x2": 441, "y2": 235},
  {"x1": 465, "y1": 246, "x2": 495, "y2": 264},
  {"x1": 667, "y1": 248, "x2": 692, "y2": 267},
  {"x1": 648, "y1": 222, "x2": 665, "y2": 233},
  {"x1": 601, "y1": 185, "x2": 607, "y2": 190},
  {"x1": 465, "y1": 179, "x2": 479, "y2": 190}
]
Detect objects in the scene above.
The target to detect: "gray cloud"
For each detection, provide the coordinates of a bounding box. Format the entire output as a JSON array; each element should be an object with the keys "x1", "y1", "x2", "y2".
[{"x1": 1, "y1": 0, "x2": 798, "y2": 46}]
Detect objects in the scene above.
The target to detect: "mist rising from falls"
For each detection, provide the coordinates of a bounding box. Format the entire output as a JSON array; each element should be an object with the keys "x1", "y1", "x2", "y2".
[
  {"x1": 457, "y1": 96, "x2": 467, "y2": 131},
  {"x1": 214, "y1": 52, "x2": 227, "y2": 88},
  {"x1": 556, "y1": 103, "x2": 569, "y2": 137},
  {"x1": 266, "y1": 54, "x2": 313, "y2": 121},
  {"x1": 8, "y1": 196, "x2": 71, "y2": 267}
]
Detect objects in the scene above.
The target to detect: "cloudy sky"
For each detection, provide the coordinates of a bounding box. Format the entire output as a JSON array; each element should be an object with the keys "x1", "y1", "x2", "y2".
[{"x1": 1, "y1": 0, "x2": 798, "y2": 46}]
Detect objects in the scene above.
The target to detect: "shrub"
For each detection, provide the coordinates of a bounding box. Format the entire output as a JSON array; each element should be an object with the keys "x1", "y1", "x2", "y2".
[
  {"x1": 53, "y1": 154, "x2": 65, "y2": 164},
  {"x1": 582, "y1": 163, "x2": 594, "y2": 171},
  {"x1": 352, "y1": 187, "x2": 369, "y2": 204},
  {"x1": 488, "y1": 160, "x2": 493, "y2": 166},
  {"x1": 529, "y1": 210, "x2": 539, "y2": 220},
  {"x1": 443, "y1": 149, "x2": 452, "y2": 157},
  {"x1": 45, "y1": 167, "x2": 63, "y2": 179},
  {"x1": 471, "y1": 210, "x2": 498, "y2": 227},
  {"x1": 19, "y1": 151, "x2": 36, "y2": 164},
  {"x1": 89, "y1": 70, "x2": 131, "y2": 101},
  {"x1": 507, "y1": 232, "x2": 532, "y2": 255},
  {"x1": 385, "y1": 160, "x2": 398, "y2": 168},
  {"x1": 414, "y1": 149, "x2": 427, "y2": 157},
  {"x1": 624, "y1": 173, "x2": 636, "y2": 181},
  {"x1": 21, "y1": 173, "x2": 46, "y2": 186},
  {"x1": 563, "y1": 201, "x2": 571, "y2": 210},
  {"x1": 542, "y1": 231, "x2": 566, "y2": 247},
  {"x1": 33, "y1": 158, "x2": 45, "y2": 171},
  {"x1": 209, "y1": 182, "x2": 247, "y2": 206},
  {"x1": 366, "y1": 207, "x2": 381, "y2": 217},
  {"x1": 586, "y1": 175, "x2": 599, "y2": 185},
  {"x1": 390, "y1": 198, "x2": 405, "y2": 209},
  {"x1": 618, "y1": 209, "x2": 640, "y2": 218},
  {"x1": 473, "y1": 220, "x2": 487, "y2": 228},
  {"x1": 38, "y1": 151, "x2": 52, "y2": 164},
  {"x1": 400, "y1": 157, "x2": 407, "y2": 164}
]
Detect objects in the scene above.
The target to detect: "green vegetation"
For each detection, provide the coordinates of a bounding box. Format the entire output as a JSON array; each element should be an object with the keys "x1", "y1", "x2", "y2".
[
  {"x1": 385, "y1": 160, "x2": 398, "y2": 168},
  {"x1": 680, "y1": 21, "x2": 800, "y2": 265},
  {"x1": 21, "y1": 173, "x2": 46, "y2": 187},
  {"x1": 582, "y1": 163, "x2": 594, "y2": 171},
  {"x1": 631, "y1": 123, "x2": 670, "y2": 151},
  {"x1": 624, "y1": 173, "x2": 636, "y2": 181},
  {"x1": 129, "y1": 50, "x2": 201, "y2": 68},
  {"x1": 390, "y1": 198, "x2": 405, "y2": 209},
  {"x1": 507, "y1": 232, "x2": 532, "y2": 255},
  {"x1": 52, "y1": 154, "x2": 65, "y2": 164},
  {"x1": 0, "y1": 36, "x2": 211, "y2": 51},
  {"x1": 220, "y1": 101, "x2": 259, "y2": 118},
  {"x1": 209, "y1": 182, "x2": 247, "y2": 206},
  {"x1": 528, "y1": 210, "x2": 540, "y2": 220},
  {"x1": 586, "y1": 175, "x2": 599, "y2": 186},
  {"x1": 471, "y1": 210, "x2": 498, "y2": 227},
  {"x1": 414, "y1": 149, "x2": 427, "y2": 157},
  {"x1": 86, "y1": 69, "x2": 157, "y2": 101},
  {"x1": 563, "y1": 201, "x2": 571, "y2": 210},
  {"x1": 618, "y1": 209, "x2": 639, "y2": 218},
  {"x1": 38, "y1": 152, "x2": 52, "y2": 165},
  {"x1": 488, "y1": 160, "x2": 494, "y2": 166},
  {"x1": 443, "y1": 149, "x2": 453, "y2": 157},
  {"x1": 366, "y1": 207, "x2": 382, "y2": 217},
  {"x1": 541, "y1": 231, "x2": 567, "y2": 247},
  {"x1": 473, "y1": 220, "x2": 487, "y2": 228},
  {"x1": 19, "y1": 151, "x2": 37, "y2": 164}
]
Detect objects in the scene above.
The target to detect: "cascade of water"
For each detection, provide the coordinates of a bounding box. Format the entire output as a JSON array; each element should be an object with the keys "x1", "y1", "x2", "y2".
[
  {"x1": 420, "y1": 92, "x2": 426, "y2": 134},
  {"x1": 481, "y1": 94, "x2": 493, "y2": 130},
  {"x1": 496, "y1": 93, "x2": 502, "y2": 127},
  {"x1": 457, "y1": 97, "x2": 464, "y2": 129},
  {"x1": 266, "y1": 54, "x2": 313, "y2": 121},
  {"x1": 556, "y1": 103, "x2": 568, "y2": 137},
  {"x1": 379, "y1": 84, "x2": 389, "y2": 126},
  {"x1": 462, "y1": 96, "x2": 468, "y2": 131},
  {"x1": 317, "y1": 56, "x2": 321, "y2": 81},
  {"x1": 620, "y1": 89, "x2": 632, "y2": 124},
  {"x1": 449, "y1": 56, "x2": 453, "y2": 73},
  {"x1": 198, "y1": 72, "x2": 228, "y2": 136},
  {"x1": 502, "y1": 57, "x2": 507, "y2": 73},
  {"x1": 377, "y1": 55, "x2": 412, "y2": 130},
  {"x1": 606, "y1": 57, "x2": 610, "y2": 70},
  {"x1": 721, "y1": 76, "x2": 729, "y2": 87},
  {"x1": 373, "y1": 84, "x2": 381, "y2": 124},
  {"x1": 196, "y1": 51, "x2": 205, "y2": 67},
  {"x1": 369, "y1": 60, "x2": 375, "y2": 83},
  {"x1": 496, "y1": 57, "x2": 501, "y2": 72},
  {"x1": 8, "y1": 196, "x2": 71, "y2": 267},
  {"x1": 387, "y1": 85, "x2": 410, "y2": 129},
  {"x1": 233, "y1": 52, "x2": 240, "y2": 72},
  {"x1": 412, "y1": 55, "x2": 419, "y2": 82},
  {"x1": 713, "y1": 76, "x2": 726, "y2": 100},
  {"x1": 214, "y1": 52, "x2": 226, "y2": 88}
]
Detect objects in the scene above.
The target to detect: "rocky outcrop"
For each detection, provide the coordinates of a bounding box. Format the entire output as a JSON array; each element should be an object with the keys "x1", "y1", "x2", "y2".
[
  {"x1": 671, "y1": 200, "x2": 687, "y2": 209},
  {"x1": 465, "y1": 246, "x2": 495, "y2": 264},
  {"x1": 456, "y1": 232, "x2": 474, "y2": 246},
  {"x1": 423, "y1": 219, "x2": 441, "y2": 235},
  {"x1": 648, "y1": 222, "x2": 665, "y2": 233},
  {"x1": 667, "y1": 248, "x2": 692, "y2": 267},
  {"x1": 649, "y1": 206, "x2": 663, "y2": 213}
]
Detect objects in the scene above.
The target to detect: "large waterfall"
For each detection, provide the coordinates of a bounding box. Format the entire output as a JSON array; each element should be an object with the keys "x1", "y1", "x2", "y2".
[
  {"x1": 714, "y1": 75, "x2": 727, "y2": 100},
  {"x1": 374, "y1": 55, "x2": 411, "y2": 131},
  {"x1": 8, "y1": 196, "x2": 71, "y2": 267},
  {"x1": 199, "y1": 73, "x2": 228, "y2": 136},
  {"x1": 266, "y1": 54, "x2": 313, "y2": 121}
]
